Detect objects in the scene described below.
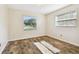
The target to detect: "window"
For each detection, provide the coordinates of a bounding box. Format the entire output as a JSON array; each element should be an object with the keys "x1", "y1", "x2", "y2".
[
  {"x1": 55, "y1": 11, "x2": 77, "y2": 26},
  {"x1": 24, "y1": 16, "x2": 37, "y2": 30}
]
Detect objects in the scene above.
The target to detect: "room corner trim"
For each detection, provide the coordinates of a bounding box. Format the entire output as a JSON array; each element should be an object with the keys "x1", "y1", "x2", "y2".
[
  {"x1": 47, "y1": 35, "x2": 79, "y2": 47},
  {"x1": 0, "y1": 40, "x2": 8, "y2": 54}
]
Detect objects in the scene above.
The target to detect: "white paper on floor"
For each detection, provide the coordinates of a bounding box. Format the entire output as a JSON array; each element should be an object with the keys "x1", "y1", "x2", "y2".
[
  {"x1": 34, "y1": 42, "x2": 53, "y2": 54},
  {"x1": 41, "y1": 41, "x2": 60, "y2": 53}
]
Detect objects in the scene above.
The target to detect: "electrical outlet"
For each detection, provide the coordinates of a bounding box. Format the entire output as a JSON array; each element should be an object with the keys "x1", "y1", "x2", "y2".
[
  {"x1": 60, "y1": 34, "x2": 64, "y2": 39},
  {"x1": 60, "y1": 34, "x2": 63, "y2": 37}
]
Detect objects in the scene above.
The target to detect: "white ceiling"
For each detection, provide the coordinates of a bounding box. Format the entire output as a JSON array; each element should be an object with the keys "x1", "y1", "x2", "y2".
[{"x1": 8, "y1": 4, "x2": 69, "y2": 14}]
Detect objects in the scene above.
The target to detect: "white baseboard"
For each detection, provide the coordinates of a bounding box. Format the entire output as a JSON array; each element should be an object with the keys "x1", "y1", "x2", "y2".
[
  {"x1": 0, "y1": 40, "x2": 8, "y2": 54},
  {"x1": 9, "y1": 35, "x2": 46, "y2": 41},
  {"x1": 9, "y1": 35, "x2": 79, "y2": 47},
  {"x1": 48, "y1": 35, "x2": 79, "y2": 47},
  {"x1": 9, "y1": 37, "x2": 29, "y2": 41}
]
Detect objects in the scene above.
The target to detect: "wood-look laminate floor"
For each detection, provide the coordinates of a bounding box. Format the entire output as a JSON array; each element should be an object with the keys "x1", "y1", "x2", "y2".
[{"x1": 2, "y1": 36, "x2": 79, "y2": 54}]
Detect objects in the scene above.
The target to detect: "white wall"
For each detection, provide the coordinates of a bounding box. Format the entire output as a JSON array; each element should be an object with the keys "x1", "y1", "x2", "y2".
[
  {"x1": 46, "y1": 5, "x2": 79, "y2": 46},
  {"x1": 0, "y1": 4, "x2": 79, "y2": 53},
  {"x1": 0, "y1": 5, "x2": 8, "y2": 53},
  {"x1": 8, "y1": 5, "x2": 79, "y2": 46},
  {"x1": 8, "y1": 9, "x2": 46, "y2": 41}
]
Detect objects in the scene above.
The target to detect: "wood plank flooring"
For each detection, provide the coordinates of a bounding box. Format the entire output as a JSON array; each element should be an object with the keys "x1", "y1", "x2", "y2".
[{"x1": 2, "y1": 36, "x2": 79, "y2": 54}]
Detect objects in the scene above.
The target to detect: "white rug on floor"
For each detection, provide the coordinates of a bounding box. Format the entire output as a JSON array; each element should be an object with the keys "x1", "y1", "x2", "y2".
[
  {"x1": 34, "y1": 42, "x2": 53, "y2": 54},
  {"x1": 41, "y1": 41, "x2": 60, "y2": 53}
]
